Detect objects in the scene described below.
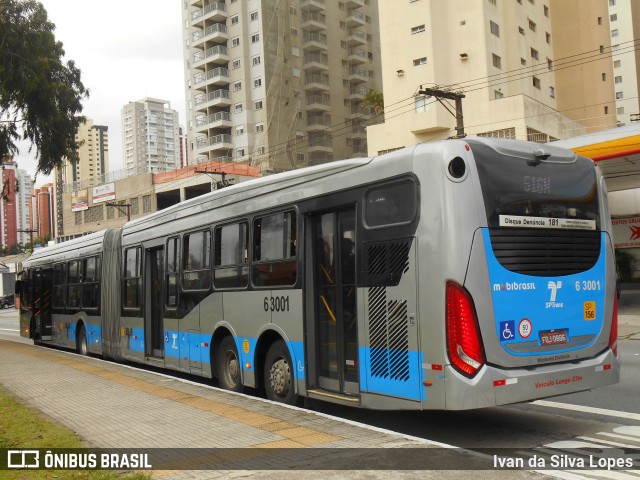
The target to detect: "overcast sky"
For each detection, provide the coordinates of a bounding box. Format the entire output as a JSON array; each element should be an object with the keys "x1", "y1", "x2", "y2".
[{"x1": 15, "y1": 0, "x2": 186, "y2": 186}]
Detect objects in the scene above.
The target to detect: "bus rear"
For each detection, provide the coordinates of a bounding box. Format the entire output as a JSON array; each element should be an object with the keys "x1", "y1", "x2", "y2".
[{"x1": 429, "y1": 138, "x2": 619, "y2": 409}]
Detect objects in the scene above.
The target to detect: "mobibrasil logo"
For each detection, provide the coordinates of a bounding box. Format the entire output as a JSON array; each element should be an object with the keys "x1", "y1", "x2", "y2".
[{"x1": 493, "y1": 281, "x2": 536, "y2": 292}]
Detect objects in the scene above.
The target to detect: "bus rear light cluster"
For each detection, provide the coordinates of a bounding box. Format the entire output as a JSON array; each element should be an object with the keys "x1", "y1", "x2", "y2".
[
  {"x1": 446, "y1": 281, "x2": 486, "y2": 378},
  {"x1": 608, "y1": 294, "x2": 618, "y2": 356}
]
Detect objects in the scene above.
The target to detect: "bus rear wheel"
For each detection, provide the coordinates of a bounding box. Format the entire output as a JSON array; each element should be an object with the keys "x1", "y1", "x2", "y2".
[
  {"x1": 77, "y1": 324, "x2": 88, "y2": 356},
  {"x1": 217, "y1": 336, "x2": 243, "y2": 392},
  {"x1": 264, "y1": 340, "x2": 297, "y2": 405}
]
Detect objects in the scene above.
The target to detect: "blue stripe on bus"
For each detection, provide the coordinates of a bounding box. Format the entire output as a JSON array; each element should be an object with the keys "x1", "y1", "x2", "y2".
[
  {"x1": 128, "y1": 328, "x2": 145, "y2": 353},
  {"x1": 360, "y1": 346, "x2": 423, "y2": 401},
  {"x1": 483, "y1": 229, "x2": 607, "y2": 355},
  {"x1": 85, "y1": 324, "x2": 101, "y2": 345}
]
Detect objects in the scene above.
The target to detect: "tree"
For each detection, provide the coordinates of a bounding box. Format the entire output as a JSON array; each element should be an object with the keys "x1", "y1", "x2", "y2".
[
  {"x1": 0, "y1": 0, "x2": 88, "y2": 175},
  {"x1": 362, "y1": 88, "x2": 384, "y2": 116}
]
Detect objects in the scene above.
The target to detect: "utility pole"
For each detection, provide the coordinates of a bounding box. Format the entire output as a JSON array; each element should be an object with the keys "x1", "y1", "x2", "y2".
[
  {"x1": 418, "y1": 86, "x2": 466, "y2": 138},
  {"x1": 195, "y1": 169, "x2": 234, "y2": 189},
  {"x1": 106, "y1": 202, "x2": 131, "y2": 222}
]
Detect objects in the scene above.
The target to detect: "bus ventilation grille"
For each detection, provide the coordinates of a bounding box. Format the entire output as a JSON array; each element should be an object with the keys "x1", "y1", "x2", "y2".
[
  {"x1": 489, "y1": 228, "x2": 601, "y2": 276},
  {"x1": 368, "y1": 287, "x2": 410, "y2": 381},
  {"x1": 365, "y1": 239, "x2": 411, "y2": 287}
]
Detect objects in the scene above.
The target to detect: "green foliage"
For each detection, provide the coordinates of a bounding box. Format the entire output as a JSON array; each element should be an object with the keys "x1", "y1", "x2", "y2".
[
  {"x1": 362, "y1": 88, "x2": 384, "y2": 116},
  {"x1": 615, "y1": 249, "x2": 637, "y2": 283},
  {"x1": 0, "y1": 0, "x2": 88, "y2": 175}
]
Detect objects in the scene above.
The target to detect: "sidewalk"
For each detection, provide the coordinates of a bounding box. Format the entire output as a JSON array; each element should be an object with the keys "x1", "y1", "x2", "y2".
[
  {"x1": 618, "y1": 284, "x2": 640, "y2": 339},
  {"x1": 0, "y1": 339, "x2": 543, "y2": 480}
]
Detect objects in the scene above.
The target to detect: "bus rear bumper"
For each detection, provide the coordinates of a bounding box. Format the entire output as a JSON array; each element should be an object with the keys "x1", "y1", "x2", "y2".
[{"x1": 444, "y1": 349, "x2": 620, "y2": 410}]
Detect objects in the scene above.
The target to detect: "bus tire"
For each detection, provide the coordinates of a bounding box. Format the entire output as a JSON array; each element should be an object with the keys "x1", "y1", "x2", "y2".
[
  {"x1": 217, "y1": 336, "x2": 243, "y2": 392},
  {"x1": 77, "y1": 324, "x2": 88, "y2": 356},
  {"x1": 264, "y1": 340, "x2": 297, "y2": 405}
]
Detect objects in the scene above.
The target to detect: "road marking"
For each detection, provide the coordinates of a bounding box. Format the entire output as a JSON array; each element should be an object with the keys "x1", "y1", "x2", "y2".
[
  {"x1": 0, "y1": 328, "x2": 18, "y2": 332},
  {"x1": 534, "y1": 400, "x2": 640, "y2": 422}
]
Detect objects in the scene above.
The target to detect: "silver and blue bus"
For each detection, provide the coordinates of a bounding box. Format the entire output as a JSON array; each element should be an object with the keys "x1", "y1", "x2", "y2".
[{"x1": 18, "y1": 137, "x2": 619, "y2": 410}]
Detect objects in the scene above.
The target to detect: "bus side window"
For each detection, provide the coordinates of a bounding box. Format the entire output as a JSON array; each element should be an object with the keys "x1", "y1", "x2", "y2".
[
  {"x1": 252, "y1": 211, "x2": 297, "y2": 287},
  {"x1": 214, "y1": 222, "x2": 249, "y2": 289},
  {"x1": 82, "y1": 256, "x2": 100, "y2": 309},
  {"x1": 123, "y1": 247, "x2": 142, "y2": 309},
  {"x1": 166, "y1": 236, "x2": 180, "y2": 307},
  {"x1": 67, "y1": 260, "x2": 81, "y2": 309},
  {"x1": 182, "y1": 230, "x2": 211, "y2": 291},
  {"x1": 53, "y1": 263, "x2": 67, "y2": 308}
]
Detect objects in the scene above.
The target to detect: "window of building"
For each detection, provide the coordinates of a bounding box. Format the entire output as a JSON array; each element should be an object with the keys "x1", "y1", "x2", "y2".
[
  {"x1": 182, "y1": 230, "x2": 211, "y2": 291},
  {"x1": 214, "y1": 222, "x2": 249, "y2": 289},
  {"x1": 598, "y1": 16, "x2": 602, "y2": 25},
  {"x1": 415, "y1": 95, "x2": 428, "y2": 112},
  {"x1": 494, "y1": 90, "x2": 504, "y2": 99},
  {"x1": 231, "y1": 15, "x2": 239, "y2": 25},
  {"x1": 166, "y1": 237, "x2": 179, "y2": 307},
  {"x1": 547, "y1": 58, "x2": 553, "y2": 70},
  {"x1": 250, "y1": 11, "x2": 259, "y2": 21},
  {"x1": 617, "y1": 106, "x2": 625, "y2": 114},
  {"x1": 616, "y1": 91, "x2": 624, "y2": 99},
  {"x1": 290, "y1": 27, "x2": 298, "y2": 36},
  {"x1": 411, "y1": 24, "x2": 426, "y2": 34},
  {"x1": 544, "y1": 5, "x2": 549, "y2": 17},
  {"x1": 549, "y1": 86, "x2": 555, "y2": 98},
  {"x1": 609, "y1": 0, "x2": 616, "y2": 6},
  {"x1": 143, "y1": 195, "x2": 152, "y2": 213},
  {"x1": 232, "y1": 59, "x2": 241, "y2": 69},
  {"x1": 602, "y1": 73, "x2": 607, "y2": 81},
  {"x1": 528, "y1": 19, "x2": 536, "y2": 32},
  {"x1": 256, "y1": 146, "x2": 264, "y2": 155},
  {"x1": 255, "y1": 100, "x2": 263, "y2": 110},
  {"x1": 251, "y1": 33, "x2": 260, "y2": 43},
  {"x1": 614, "y1": 60, "x2": 622, "y2": 68},
  {"x1": 252, "y1": 55, "x2": 261, "y2": 66},
  {"x1": 533, "y1": 77, "x2": 541, "y2": 89},
  {"x1": 490, "y1": 20, "x2": 500, "y2": 37},
  {"x1": 615, "y1": 75, "x2": 622, "y2": 83},
  {"x1": 232, "y1": 37, "x2": 240, "y2": 47},
  {"x1": 605, "y1": 106, "x2": 609, "y2": 114},
  {"x1": 236, "y1": 148, "x2": 245, "y2": 157},
  {"x1": 611, "y1": 13, "x2": 618, "y2": 21},
  {"x1": 413, "y1": 57, "x2": 427, "y2": 66},
  {"x1": 531, "y1": 48, "x2": 539, "y2": 60},
  {"x1": 252, "y1": 211, "x2": 297, "y2": 287},
  {"x1": 236, "y1": 125, "x2": 244, "y2": 136},
  {"x1": 124, "y1": 247, "x2": 142, "y2": 309},
  {"x1": 234, "y1": 81, "x2": 242, "y2": 91},
  {"x1": 255, "y1": 123, "x2": 264, "y2": 133},
  {"x1": 546, "y1": 32, "x2": 551, "y2": 44},
  {"x1": 492, "y1": 53, "x2": 501, "y2": 69},
  {"x1": 612, "y1": 29, "x2": 619, "y2": 37},
  {"x1": 235, "y1": 103, "x2": 243, "y2": 113},
  {"x1": 519, "y1": 26, "x2": 525, "y2": 35},
  {"x1": 254, "y1": 78, "x2": 262, "y2": 88}
]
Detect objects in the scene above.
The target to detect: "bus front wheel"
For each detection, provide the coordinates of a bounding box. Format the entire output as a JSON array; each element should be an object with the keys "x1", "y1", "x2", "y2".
[
  {"x1": 217, "y1": 336, "x2": 243, "y2": 392},
  {"x1": 77, "y1": 324, "x2": 88, "y2": 356},
  {"x1": 264, "y1": 340, "x2": 297, "y2": 405}
]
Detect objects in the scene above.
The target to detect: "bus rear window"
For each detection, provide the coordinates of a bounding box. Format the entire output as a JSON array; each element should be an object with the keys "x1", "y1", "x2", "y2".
[
  {"x1": 364, "y1": 178, "x2": 418, "y2": 228},
  {"x1": 470, "y1": 142, "x2": 600, "y2": 230}
]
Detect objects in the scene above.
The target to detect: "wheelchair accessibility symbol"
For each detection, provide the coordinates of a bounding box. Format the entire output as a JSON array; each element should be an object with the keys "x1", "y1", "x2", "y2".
[{"x1": 500, "y1": 321, "x2": 515, "y2": 341}]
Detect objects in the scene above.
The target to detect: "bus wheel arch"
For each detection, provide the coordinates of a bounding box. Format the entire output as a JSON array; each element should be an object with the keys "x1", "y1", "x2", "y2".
[
  {"x1": 76, "y1": 321, "x2": 88, "y2": 356},
  {"x1": 213, "y1": 329, "x2": 243, "y2": 392},
  {"x1": 257, "y1": 331, "x2": 298, "y2": 405}
]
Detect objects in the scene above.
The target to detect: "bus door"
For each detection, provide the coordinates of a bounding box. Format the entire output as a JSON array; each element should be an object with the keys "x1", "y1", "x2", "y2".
[
  {"x1": 144, "y1": 246, "x2": 165, "y2": 358},
  {"x1": 309, "y1": 208, "x2": 359, "y2": 396},
  {"x1": 33, "y1": 268, "x2": 53, "y2": 341}
]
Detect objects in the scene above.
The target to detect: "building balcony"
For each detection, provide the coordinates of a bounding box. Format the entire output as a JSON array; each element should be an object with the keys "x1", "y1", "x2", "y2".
[
  {"x1": 195, "y1": 111, "x2": 232, "y2": 132},
  {"x1": 191, "y1": 23, "x2": 228, "y2": 46},
  {"x1": 346, "y1": 28, "x2": 367, "y2": 46},
  {"x1": 194, "y1": 89, "x2": 231, "y2": 110},
  {"x1": 300, "y1": 0, "x2": 326, "y2": 12},
  {"x1": 346, "y1": 9, "x2": 366, "y2": 27},
  {"x1": 303, "y1": 32, "x2": 328, "y2": 49},
  {"x1": 345, "y1": 0, "x2": 365, "y2": 8},
  {"x1": 348, "y1": 66, "x2": 369, "y2": 84},
  {"x1": 307, "y1": 114, "x2": 332, "y2": 131},
  {"x1": 304, "y1": 73, "x2": 330, "y2": 90},
  {"x1": 304, "y1": 52, "x2": 329, "y2": 69},
  {"x1": 193, "y1": 44, "x2": 229, "y2": 67},
  {"x1": 349, "y1": 85, "x2": 370, "y2": 100},
  {"x1": 301, "y1": 12, "x2": 326, "y2": 30},
  {"x1": 347, "y1": 47, "x2": 368, "y2": 64},
  {"x1": 193, "y1": 67, "x2": 230, "y2": 88},
  {"x1": 195, "y1": 133, "x2": 233, "y2": 152},
  {"x1": 191, "y1": 2, "x2": 227, "y2": 26},
  {"x1": 307, "y1": 137, "x2": 333, "y2": 154},
  {"x1": 306, "y1": 94, "x2": 331, "y2": 111},
  {"x1": 349, "y1": 125, "x2": 367, "y2": 139}
]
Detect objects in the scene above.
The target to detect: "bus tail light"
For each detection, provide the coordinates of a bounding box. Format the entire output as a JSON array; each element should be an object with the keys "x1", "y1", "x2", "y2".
[
  {"x1": 608, "y1": 293, "x2": 618, "y2": 356},
  {"x1": 446, "y1": 281, "x2": 485, "y2": 377}
]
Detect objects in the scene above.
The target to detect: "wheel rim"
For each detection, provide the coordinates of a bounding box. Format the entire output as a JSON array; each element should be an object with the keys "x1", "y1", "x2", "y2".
[
  {"x1": 222, "y1": 349, "x2": 240, "y2": 388},
  {"x1": 269, "y1": 357, "x2": 291, "y2": 398}
]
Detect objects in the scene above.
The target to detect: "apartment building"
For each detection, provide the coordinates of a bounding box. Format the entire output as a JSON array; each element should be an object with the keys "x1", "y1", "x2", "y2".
[
  {"x1": 121, "y1": 98, "x2": 181, "y2": 175},
  {"x1": 606, "y1": 0, "x2": 640, "y2": 126},
  {"x1": 58, "y1": 118, "x2": 110, "y2": 190},
  {"x1": 367, "y1": 0, "x2": 617, "y2": 154},
  {"x1": 182, "y1": 0, "x2": 381, "y2": 172},
  {"x1": 15, "y1": 168, "x2": 33, "y2": 247}
]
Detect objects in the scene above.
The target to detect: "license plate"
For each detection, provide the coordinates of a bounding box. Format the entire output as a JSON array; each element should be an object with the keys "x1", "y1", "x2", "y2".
[{"x1": 540, "y1": 329, "x2": 568, "y2": 346}]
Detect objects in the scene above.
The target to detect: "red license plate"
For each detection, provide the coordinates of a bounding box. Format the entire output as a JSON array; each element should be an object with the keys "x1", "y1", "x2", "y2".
[{"x1": 540, "y1": 330, "x2": 568, "y2": 346}]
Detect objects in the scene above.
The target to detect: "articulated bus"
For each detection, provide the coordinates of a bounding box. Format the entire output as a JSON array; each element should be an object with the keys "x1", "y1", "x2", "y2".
[{"x1": 18, "y1": 138, "x2": 619, "y2": 410}]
